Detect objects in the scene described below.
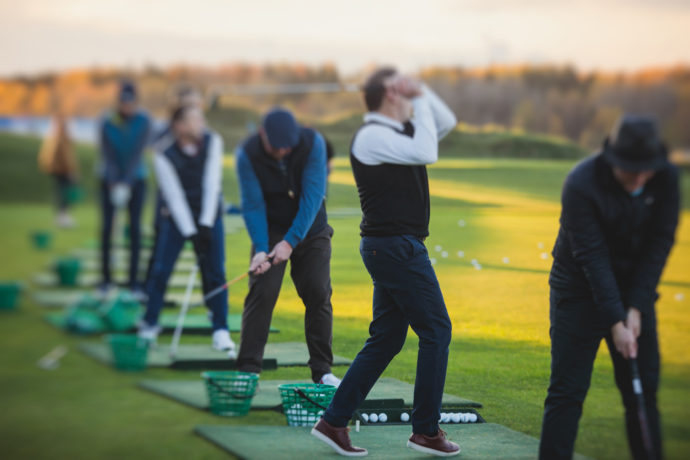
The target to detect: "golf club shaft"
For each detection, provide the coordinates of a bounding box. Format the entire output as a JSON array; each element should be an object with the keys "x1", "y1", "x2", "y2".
[
  {"x1": 190, "y1": 256, "x2": 274, "y2": 307},
  {"x1": 170, "y1": 264, "x2": 199, "y2": 358},
  {"x1": 630, "y1": 358, "x2": 656, "y2": 460}
]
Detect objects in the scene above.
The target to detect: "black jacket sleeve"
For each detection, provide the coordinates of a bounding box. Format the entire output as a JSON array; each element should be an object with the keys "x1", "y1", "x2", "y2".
[
  {"x1": 561, "y1": 180, "x2": 627, "y2": 327},
  {"x1": 626, "y1": 167, "x2": 680, "y2": 314}
]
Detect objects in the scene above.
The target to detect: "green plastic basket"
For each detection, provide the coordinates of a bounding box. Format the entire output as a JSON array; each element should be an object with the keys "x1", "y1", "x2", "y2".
[
  {"x1": 31, "y1": 231, "x2": 53, "y2": 250},
  {"x1": 63, "y1": 185, "x2": 84, "y2": 205},
  {"x1": 65, "y1": 307, "x2": 107, "y2": 334},
  {"x1": 100, "y1": 291, "x2": 142, "y2": 332},
  {"x1": 202, "y1": 371, "x2": 259, "y2": 416},
  {"x1": 278, "y1": 383, "x2": 336, "y2": 426},
  {"x1": 106, "y1": 334, "x2": 150, "y2": 371},
  {"x1": 55, "y1": 258, "x2": 81, "y2": 286},
  {"x1": 0, "y1": 282, "x2": 21, "y2": 310}
]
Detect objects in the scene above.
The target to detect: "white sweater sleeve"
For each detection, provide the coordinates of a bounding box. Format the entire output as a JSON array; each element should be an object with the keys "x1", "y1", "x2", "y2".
[
  {"x1": 423, "y1": 85, "x2": 457, "y2": 140},
  {"x1": 198, "y1": 132, "x2": 223, "y2": 227},
  {"x1": 352, "y1": 97, "x2": 439, "y2": 166},
  {"x1": 153, "y1": 152, "x2": 197, "y2": 237}
]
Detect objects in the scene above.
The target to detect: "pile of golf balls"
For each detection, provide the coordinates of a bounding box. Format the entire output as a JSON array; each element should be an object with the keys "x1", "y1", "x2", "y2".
[
  {"x1": 285, "y1": 403, "x2": 319, "y2": 426},
  {"x1": 363, "y1": 412, "x2": 388, "y2": 423},
  {"x1": 438, "y1": 412, "x2": 478, "y2": 424}
]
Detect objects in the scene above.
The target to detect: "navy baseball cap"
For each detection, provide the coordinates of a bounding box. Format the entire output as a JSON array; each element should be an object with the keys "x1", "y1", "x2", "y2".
[
  {"x1": 119, "y1": 81, "x2": 138, "y2": 103},
  {"x1": 263, "y1": 108, "x2": 300, "y2": 149}
]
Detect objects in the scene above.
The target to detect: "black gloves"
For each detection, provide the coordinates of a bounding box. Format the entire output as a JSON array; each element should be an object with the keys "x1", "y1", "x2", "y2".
[{"x1": 191, "y1": 225, "x2": 213, "y2": 256}]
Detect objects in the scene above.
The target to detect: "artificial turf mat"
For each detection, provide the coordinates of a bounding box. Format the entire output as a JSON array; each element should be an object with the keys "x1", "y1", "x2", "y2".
[
  {"x1": 72, "y1": 247, "x2": 197, "y2": 261},
  {"x1": 138, "y1": 377, "x2": 482, "y2": 412},
  {"x1": 193, "y1": 424, "x2": 592, "y2": 460},
  {"x1": 78, "y1": 258, "x2": 196, "y2": 272},
  {"x1": 43, "y1": 312, "x2": 279, "y2": 335},
  {"x1": 32, "y1": 272, "x2": 198, "y2": 289},
  {"x1": 32, "y1": 289, "x2": 204, "y2": 308},
  {"x1": 43, "y1": 312, "x2": 278, "y2": 335},
  {"x1": 79, "y1": 341, "x2": 352, "y2": 370}
]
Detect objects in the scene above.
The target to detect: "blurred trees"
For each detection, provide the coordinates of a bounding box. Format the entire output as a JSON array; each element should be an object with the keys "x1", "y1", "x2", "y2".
[{"x1": 0, "y1": 63, "x2": 688, "y2": 148}]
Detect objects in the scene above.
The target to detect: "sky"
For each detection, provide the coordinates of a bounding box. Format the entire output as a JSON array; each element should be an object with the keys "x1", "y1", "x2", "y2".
[{"x1": 1, "y1": 0, "x2": 689, "y2": 77}]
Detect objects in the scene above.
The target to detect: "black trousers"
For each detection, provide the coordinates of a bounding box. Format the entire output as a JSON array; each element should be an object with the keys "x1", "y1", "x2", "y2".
[
  {"x1": 539, "y1": 288, "x2": 662, "y2": 460},
  {"x1": 100, "y1": 180, "x2": 146, "y2": 288},
  {"x1": 237, "y1": 225, "x2": 334, "y2": 381}
]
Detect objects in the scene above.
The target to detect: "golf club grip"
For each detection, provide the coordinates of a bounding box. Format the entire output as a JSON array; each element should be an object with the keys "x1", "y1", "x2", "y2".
[{"x1": 629, "y1": 359, "x2": 657, "y2": 460}]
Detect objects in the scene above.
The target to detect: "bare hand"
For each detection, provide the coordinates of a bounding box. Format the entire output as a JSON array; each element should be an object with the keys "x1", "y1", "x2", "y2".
[
  {"x1": 611, "y1": 321, "x2": 637, "y2": 359},
  {"x1": 249, "y1": 251, "x2": 271, "y2": 275},
  {"x1": 393, "y1": 75, "x2": 422, "y2": 98},
  {"x1": 269, "y1": 240, "x2": 292, "y2": 265},
  {"x1": 626, "y1": 307, "x2": 641, "y2": 339}
]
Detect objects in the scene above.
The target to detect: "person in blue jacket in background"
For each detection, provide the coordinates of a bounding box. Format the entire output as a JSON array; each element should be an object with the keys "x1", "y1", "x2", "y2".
[
  {"x1": 98, "y1": 81, "x2": 151, "y2": 297},
  {"x1": 235, "y1": 108, "x2": 340, "y2": 386}
]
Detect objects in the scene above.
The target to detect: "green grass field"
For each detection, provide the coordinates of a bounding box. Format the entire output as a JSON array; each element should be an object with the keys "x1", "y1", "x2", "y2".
[{"x1": 0, "y1": 131, "x2": 688, "y2": 459}]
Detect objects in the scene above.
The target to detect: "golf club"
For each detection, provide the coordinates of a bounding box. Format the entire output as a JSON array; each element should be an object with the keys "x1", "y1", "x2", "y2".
[
  {"x1": 629, "y1": 358, "x2": 657, "y2": 460},
  {"x1": 169, "y1": 256, "x2": 274, "y2": 358},
  {"x1": 169, "y1": 264, "x2": 199, "y2": 358}
]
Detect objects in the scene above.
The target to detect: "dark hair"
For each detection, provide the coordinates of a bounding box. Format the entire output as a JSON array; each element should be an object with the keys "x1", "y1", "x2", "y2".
[
  {"x1": 363, "y1": 67, "x2": 397, "y2": 111},
  {"x1": 171, "y1": 105, "x2": 193, "y2": 124}
]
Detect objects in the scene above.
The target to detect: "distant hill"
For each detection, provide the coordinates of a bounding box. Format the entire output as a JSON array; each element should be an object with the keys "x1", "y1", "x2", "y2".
[{"x1": 207, "y1": 107, "x2": 587, "y2": 160}]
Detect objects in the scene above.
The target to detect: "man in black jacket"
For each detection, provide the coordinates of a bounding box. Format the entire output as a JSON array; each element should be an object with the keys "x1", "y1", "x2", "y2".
[{"x1": 539, "y1": 115, "x2": 680, "y2": 460}]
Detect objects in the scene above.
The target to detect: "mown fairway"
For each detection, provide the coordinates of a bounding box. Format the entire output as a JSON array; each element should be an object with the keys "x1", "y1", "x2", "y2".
[{"x1": 0, "y1": 132, "x2": 688, "y2": 459}]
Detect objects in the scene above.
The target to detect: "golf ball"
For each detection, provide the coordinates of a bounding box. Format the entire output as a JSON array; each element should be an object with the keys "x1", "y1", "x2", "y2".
[
  {"x1": 378, "y1": 413, "x2": 387, "y2": 423},
  {"x1": 435, "y1": 245, "x2": 442, "y2": 252},
  {"x1": 457, "y1": 250, "x2": 465, "y2": 258},
  {"x1": 675, "y1": 293, "x2": 685, "y2": 301},
  {"x1": 468, "y1": 413, "x2": 478, "y2": 423},
  {"x1": 441, "y1": 413, "x2": 450, "y2": 423},
  {"x1": 540, "y1": 252, "x2": 549, "y2": 260},
  {"x1": 441, "y1": 251, "x2": 448, "y2": 258},
  {"x1": 475, "y1": 264, "x2": 482, "y2": 270},
  {"x1": 537, "y1": 242, "x2": 544, "y2": 249},
  {"x1": 361, "y1": 413, "x2": 369, "y2": 422},
  {"x1": 502, "y1": 257, "x2": 510, "y2": 264},
  {"x1": 458, "y1": 219, "x2": 466, "y2": 227},
  {"x1": 451, "y1": 413, "x2": 461, "y2": 423},
  {"x1": 369, "y1": 413, "x2": 378, "y2": 423},
  {"x1": 400, "y1": 412, "x2": 410, "y2": 422},
  {"x1": 430, "y1": 258, "x2": 437, "y2": 265}
]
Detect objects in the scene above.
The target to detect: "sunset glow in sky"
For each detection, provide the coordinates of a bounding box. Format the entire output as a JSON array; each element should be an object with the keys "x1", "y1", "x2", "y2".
[{"x1": 1, "y1": 0, "x2": 689, "y2": 76}]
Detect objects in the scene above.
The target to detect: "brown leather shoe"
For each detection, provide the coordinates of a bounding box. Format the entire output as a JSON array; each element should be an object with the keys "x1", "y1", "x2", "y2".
[
  {"x1": 311, "y1": 418, "x2": 368, "y2": 457},
  {"x1": 407, "y1": 429, "x2": 461, "y2": 457}
]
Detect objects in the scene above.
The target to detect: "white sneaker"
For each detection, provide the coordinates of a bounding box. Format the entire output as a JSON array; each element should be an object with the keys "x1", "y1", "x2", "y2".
[
  {"x1": 212, "y1": 329, "x2": 237, "y2": 358},
  {"x1": 56, "y1": 212, "x2": 75, "y2": 228},
  {"x1": 137, "y1": 322, "x2": 161, "y2": 342},
  {"x1": 319, "y1": 373, "x2": 341, "y2": 388}
]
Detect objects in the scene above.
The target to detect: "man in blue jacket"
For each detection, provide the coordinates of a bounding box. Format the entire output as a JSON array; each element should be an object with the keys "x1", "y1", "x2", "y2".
[
  {"x1": 98, "y1": 81, "x2": 151, "y2": 296},
  {"x1": 236, "y1": 108, "x2": 339, "y2": 386},
  {"x1": 539, "y1": 115, "x2": 680, "y2": 460}
]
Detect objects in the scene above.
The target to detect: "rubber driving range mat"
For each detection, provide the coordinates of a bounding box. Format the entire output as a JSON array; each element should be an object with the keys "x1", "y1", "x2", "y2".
[
  {"x1": 138, "y1": 377, "x2": 482, "y2": 412},
  {"x1": 193, "y1": 424, "x2": 593, "y2": 459},
  {"x1": 79, "y1": 341, "x2": 351, "y2": 370}
]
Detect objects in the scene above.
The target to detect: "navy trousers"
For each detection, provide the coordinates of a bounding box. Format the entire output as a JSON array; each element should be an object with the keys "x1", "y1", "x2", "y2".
[
  {"x1": 100, "y1": 179, "x2": 146, "y2": 288},
  {"x1": 143, "y1": 212, "x2": 228, "y2": 331},
  {"x1": 539, "y1": 288, "x2": 662, "y2": 460},
  {"x1": 323, "y1": 235, "x2": 452, "y2": 436}
]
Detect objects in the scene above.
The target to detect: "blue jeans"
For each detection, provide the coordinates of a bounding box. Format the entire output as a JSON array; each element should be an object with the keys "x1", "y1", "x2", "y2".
[
  {"x1": 539, "y1": 289, "x2": 662, "y2": 460},
  {"x1": 100, "y1": 179, "x2": 146, "y2": 288},
  {"x1": 143, "y1": 212, "x2": 228, "y2": 331},
  {"x1": 323, "y1": 235, "x2": 452, "y2": 436}
]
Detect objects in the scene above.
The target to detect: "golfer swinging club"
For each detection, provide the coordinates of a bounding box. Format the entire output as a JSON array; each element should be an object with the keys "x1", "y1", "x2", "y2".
[
  {"x1": 311, "y1": 68, "x2": 460, "y2": 457},
  {"x1": 235, "y1": 108, "x2": 340, "y2": 386},
  {"x1": 539, "y1": 115, "x2": 679, "y2": 460},
  {"x1": 138, "y1": 105, "x2": 236, "y2": 355}
]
